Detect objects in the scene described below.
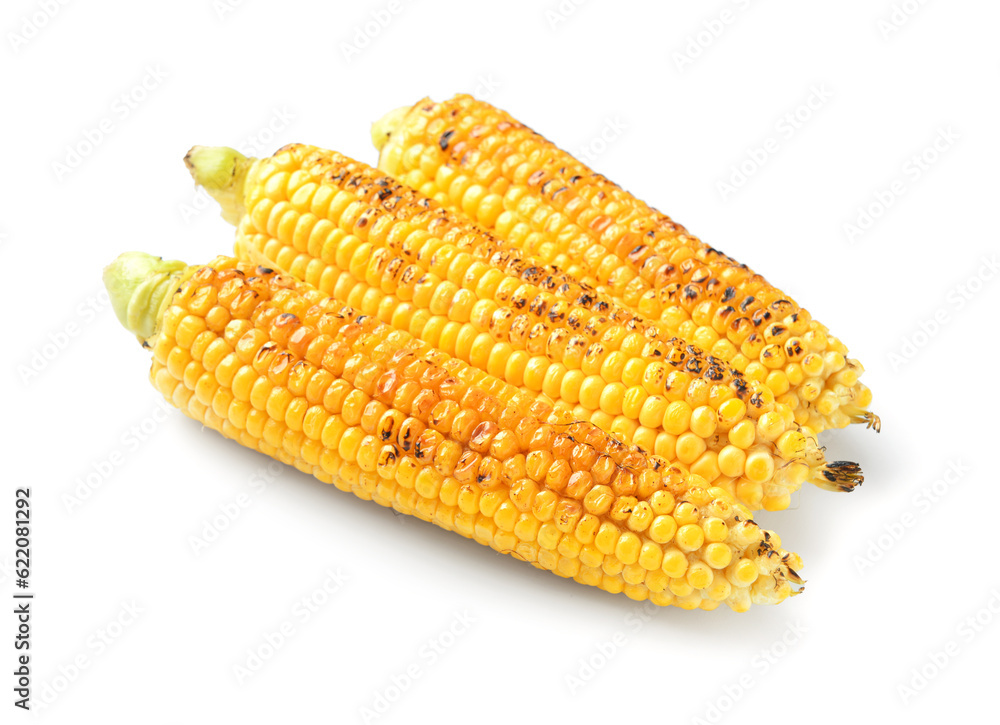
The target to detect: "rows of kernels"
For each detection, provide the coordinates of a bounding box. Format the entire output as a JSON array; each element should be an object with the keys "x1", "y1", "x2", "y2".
[
  {"x1": 544, "y1": 399, "x2": 800, "y2": 510},
  {"x1": 264, "y1": 150, "x2": 696, "y2": 370},
  {"x1": 233, "y1": 145, "x2": 829, "y2": 510},
  {"x1": 243, "y1": 151, "x2": 753, "y2": 396},
  {"x1": 379, "y1": 96, "x2": 872, "y2": 433},
  {"x1": 147, "y1": 260, "x2": 800, "y2": 610}
]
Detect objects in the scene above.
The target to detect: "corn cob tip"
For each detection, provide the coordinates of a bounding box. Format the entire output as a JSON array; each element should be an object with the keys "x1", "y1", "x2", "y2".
[
  {"x1": 184, "y1": 145, "x2": 252, "y2": 226},
  {"x1": 786, "y1": 566, "x2": 805, "y2": 588},
  {"x1": 103, "y1": 252, "x2": 190, "y2": 343},
  {"x1": 811, "y1": 460, "x2": 864, "y2": 493},
  {"x1": 733, "y1": 534, "x2": 805, "y2": 607},
  {"x1": 849, "y1": 410, "x2": 882, "y2": 433},
  {"x1": 371, "y1": 105, "x2": 412, "y2": 152}
]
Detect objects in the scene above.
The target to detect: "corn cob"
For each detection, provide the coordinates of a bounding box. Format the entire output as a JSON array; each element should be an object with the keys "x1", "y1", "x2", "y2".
[
  {"x1": 372, "y1": 95, "x2": 878, "y2": 435},
  {"x1": 103, "y1": 251, "x2": 805, "y2": 611},
  {"x1": 186, "y1": 144, "x2": 861, "y2": 512}
]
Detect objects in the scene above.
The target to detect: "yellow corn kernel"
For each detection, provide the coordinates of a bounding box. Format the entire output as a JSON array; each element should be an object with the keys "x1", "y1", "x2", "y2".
[
  {"x1": 638, "y1": 542, "x2": 663, "y2": 571},
  {"x1": 717, "y1": 445, "x2": 746, "y2": 478},
  {"x1": 675, "y1": 524, "x2": 705, "y2": 552},
  {"x1": 689, "y1": 406, "x2": 718, "y2": 438},
  {"x1": 662, "y1": 400, "x2": 693, "y2": 435},
  {"x1": 647, "y1": 514, "x2": 677, "y2": 544},
  {"x1": 745, "y1": 450, "x2": 776, "y2": 484},
  {"x1": 673, "y1": 502, "x2": 699, "y2": 526},
  {"x1": 703, "y1": 542, "x2": 733, "y2": 569},
  {"x1": 690, "y1": 451, "x2": 720, "y2": 482},
  {"x1": 702, "y1": 517, "x2": 728, "y2": 542},
  {"x1": 675, "y1": 432, "x2": 707, "y2": 465},
  {"x1": 625, "y1": 501, "x2": 654, "y2": 532},
  {"x1": 728, "y1": 419, "x2": 757, "y2": 449},
  {"x1": 648, "y1": 490, "x2": 675, "y2": 515},
  {"x1": 660, "y1": 547, "x2": 688, "y2": 578},
  {"x1": 717, "y1": 397, "x2": 746, "y2": 428},
  {"x1": 615, "y1": 532, "x2": 642, "y2": 565},
  {"x1": 728, "y1": 558, "x2": 759, "y2": 587},
  {"x1": 594, "y1": 522, "x2": 620, "y2": 555},
  {"x1": 686, "y1": 561, "x2": 713, "y2": 590}
]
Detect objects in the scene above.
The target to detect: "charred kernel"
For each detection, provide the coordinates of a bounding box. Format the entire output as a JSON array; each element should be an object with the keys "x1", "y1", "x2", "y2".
[
  {"x1": 531, "y1": 489, "x2": 559, "y2": 521},
  {"x1": 525, "y1": 450, "x2": 553, "y2": 481},
  {"x1": 453, "y1": 451, "x2": 481, "y2": 483},
  {"x1": 583, "y1": 485, "x2": 614, "y2": 515},
  {"x1": 565, "y1": 470, "x2": 594, "y2": 499},
  {"x1": 570, "y1": 442, "x2": 600, "y2": 471},
  {"x1": 591, "y1": 455, "x2": 616, "y2": 486},
  {"x1": 610, "y1": 496, "x2": 638, "y2": 522},
  {"x1": 545, "y1": 459, "x2": 572, "y2": 492},
  {"x1": 468, "y1": 420, "x2": 499, "y2": 453},
  {"x1": 574, "y1": 514, "x2": 601, "y2": 545},
  {"x1": 509, "y1": 478, "x2": 539, "y2": 512},
  {"x1": 611, "y1": 469, "x2": 638, "y2": 497},
  {"x1": 553, "y1": 499, "x2": 582, "y2": 532},
  {"x1": 685, "y1": 487, "x2": 712, "y2": 507}
]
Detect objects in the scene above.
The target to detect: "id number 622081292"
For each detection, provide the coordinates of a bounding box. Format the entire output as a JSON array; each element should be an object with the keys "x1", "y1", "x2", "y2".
[{"x1": 15, "y1": 488, "x2": 30, "y2": 585}]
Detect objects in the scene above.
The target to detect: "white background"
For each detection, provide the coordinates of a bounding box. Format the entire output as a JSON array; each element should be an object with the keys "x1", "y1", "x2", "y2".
[{"x1": 4, "y1": 0, "x2": 998, "y2": 722}]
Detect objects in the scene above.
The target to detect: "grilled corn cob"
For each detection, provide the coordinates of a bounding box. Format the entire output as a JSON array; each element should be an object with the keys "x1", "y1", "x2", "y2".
[
  {"x1": 373, "y1": 95, "x2": 877, "y2": 435},
  {"x1": 187, "y1": 144, "x2": 861, "y2": 512},
  {"x1": 104, "y1": 251, "x2": 805, "y2": 611}
]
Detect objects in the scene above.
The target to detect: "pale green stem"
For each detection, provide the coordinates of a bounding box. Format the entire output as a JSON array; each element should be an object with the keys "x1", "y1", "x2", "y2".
[
  {"x1": 184, "y1": 146, "x2": 254, "y2": 226},
  {"x1": 103, "y1": 252, "x2": 192, "y2": 343}
]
